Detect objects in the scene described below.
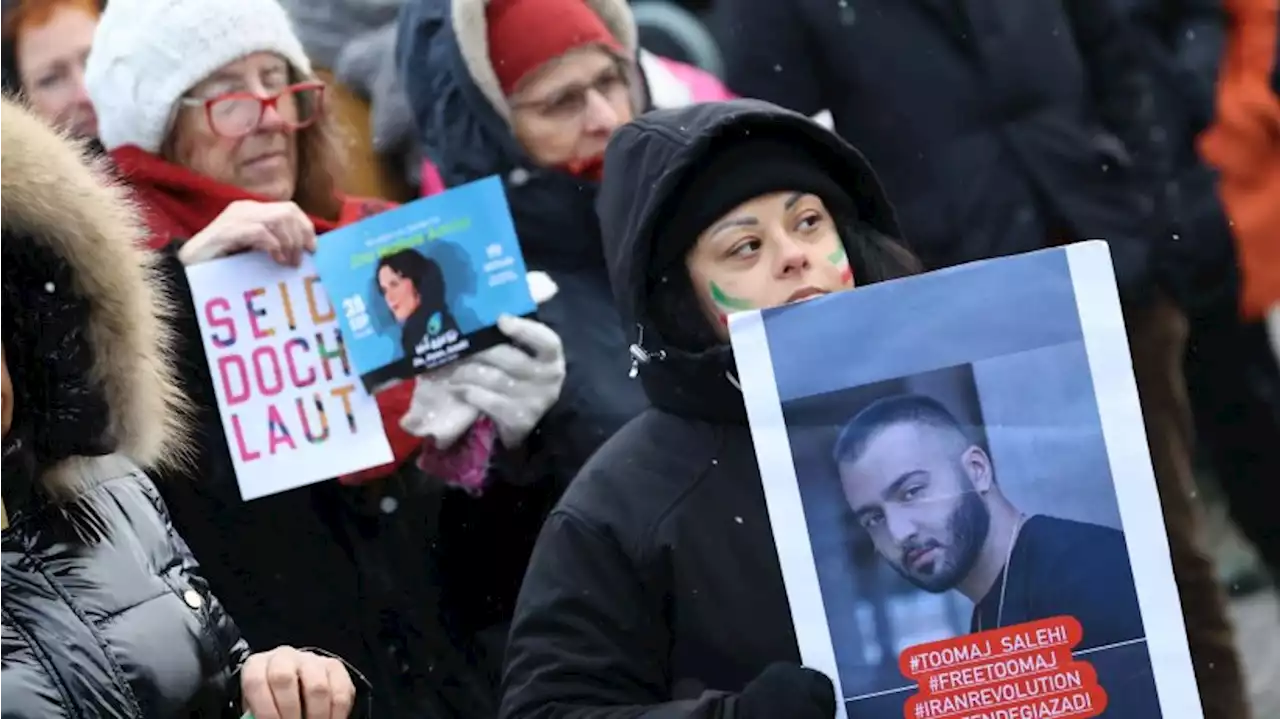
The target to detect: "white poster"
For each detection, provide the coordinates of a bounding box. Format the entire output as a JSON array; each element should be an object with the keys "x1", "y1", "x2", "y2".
[
  {"x1": 185, "y1": 253, "x2": 394, "y2": 500},
  {"x1": 730, "y1": 241, "x2": 1203, "y2": 719}
]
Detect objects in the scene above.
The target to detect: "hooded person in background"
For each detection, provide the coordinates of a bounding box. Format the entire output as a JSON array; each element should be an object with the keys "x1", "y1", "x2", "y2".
[
  {"x1": 500, "y1": 98, "x2": 921, "y2": 719},
  {"x1": 396, "y1": 0, "x2": 652, "y2": 665},
  {"x1": 0, "y1": 0, "x2": 102, "y2": 141},
  {"x1": 84, "y1": 0, "x2": 565, "y2": 714},
  {"x1": 1, "y1": 96, "x2": 357, "y2": 719}
]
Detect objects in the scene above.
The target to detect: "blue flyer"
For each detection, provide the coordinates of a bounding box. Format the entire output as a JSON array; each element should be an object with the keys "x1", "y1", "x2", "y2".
[{"x1": 312, "y1": 176, "x2": 535, "y2": 392}]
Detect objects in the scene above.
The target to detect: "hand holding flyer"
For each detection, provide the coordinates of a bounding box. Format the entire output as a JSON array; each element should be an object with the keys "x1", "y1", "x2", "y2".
[{"x1": 399, "y1": 270, "x2": 561, "y2": 447}]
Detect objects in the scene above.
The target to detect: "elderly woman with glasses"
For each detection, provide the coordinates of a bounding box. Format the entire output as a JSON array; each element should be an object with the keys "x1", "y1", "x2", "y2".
[
  {"x1": 393, "y1": 0, "x2": 726, "y2": 668},
  {"x1": 82, "y1": 0, "x2": 563, "y2": 715}
]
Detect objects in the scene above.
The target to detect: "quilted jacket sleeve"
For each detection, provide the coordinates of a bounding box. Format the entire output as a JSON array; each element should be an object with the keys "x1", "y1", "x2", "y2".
[{"x1": 138, "y1": 475, "x2": 252, "y2": 712}]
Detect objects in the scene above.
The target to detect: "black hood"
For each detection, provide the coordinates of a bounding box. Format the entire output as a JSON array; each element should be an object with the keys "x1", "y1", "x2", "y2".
[{"x1": 596, "y1": 99, "x2": 902, "y2": 424}]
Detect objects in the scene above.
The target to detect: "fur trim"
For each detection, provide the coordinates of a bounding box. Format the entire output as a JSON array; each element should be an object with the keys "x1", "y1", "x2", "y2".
[
  {"x1": 451, "y1": 0, "x2": 638, "y2": 122},
  {"x1": 0, "y1": 98, "x2": 189, "y2": 494}
]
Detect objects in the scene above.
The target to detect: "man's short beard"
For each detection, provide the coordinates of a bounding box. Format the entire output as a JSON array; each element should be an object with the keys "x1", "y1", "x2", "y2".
[{"x1": 895, "y1": 474, "x2": 991, "y2": 593}]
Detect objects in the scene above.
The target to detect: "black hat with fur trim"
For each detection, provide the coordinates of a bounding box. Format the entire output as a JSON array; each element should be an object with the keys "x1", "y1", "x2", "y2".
[{"x1": 1, "y1": 96, "x2": 186, "y2": 501}]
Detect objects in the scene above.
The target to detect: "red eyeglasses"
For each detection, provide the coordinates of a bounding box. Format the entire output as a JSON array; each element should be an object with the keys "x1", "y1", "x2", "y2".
[{"x1": 179, "y1": 82, "x2": 326, "y2": 139}]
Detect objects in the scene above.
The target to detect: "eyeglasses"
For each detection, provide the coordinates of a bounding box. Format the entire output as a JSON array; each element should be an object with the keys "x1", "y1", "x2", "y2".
[
  {"x1": 179, "y1": 81, "x2": 325, "y2": 139},
  {"x1": 509, "y1": 62, "x2": 631, "y2": 121}
]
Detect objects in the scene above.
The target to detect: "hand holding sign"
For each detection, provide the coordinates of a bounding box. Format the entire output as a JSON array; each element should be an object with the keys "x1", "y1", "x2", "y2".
[
  {"x1": 180, "y1": 200, "x2": 317, "y2": 267},
  {"x1": 400, "y1": 271, "x2": 560, "y2": 447}
]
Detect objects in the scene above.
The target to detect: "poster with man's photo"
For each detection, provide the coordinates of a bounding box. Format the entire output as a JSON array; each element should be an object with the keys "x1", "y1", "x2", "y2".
[
  {"x1": 729, "y1": 242, "x2": 1204, "y2": 719},
  {"x1": 313, "y1": 176, "x2": 536, "y2": 392}
]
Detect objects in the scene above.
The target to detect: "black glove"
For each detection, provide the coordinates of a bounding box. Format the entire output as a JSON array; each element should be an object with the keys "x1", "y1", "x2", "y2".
[{"x1": 736, "y1": 662, "x2": 836, "y2": 719}]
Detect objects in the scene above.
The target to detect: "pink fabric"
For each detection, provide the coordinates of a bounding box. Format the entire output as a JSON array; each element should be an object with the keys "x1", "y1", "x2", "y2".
[
  {"x1": 655, "y1": 57, "x2": 735, "y2": 102},
  {"x1": 421, "y1": 159, "x2": 447, "y2": 197},
  {"x1": 416, "y1": 416, "x2": 498, "y2": 495},
  {"x1": 419, "y1": 54, "x2": 737, "y2": 197}
]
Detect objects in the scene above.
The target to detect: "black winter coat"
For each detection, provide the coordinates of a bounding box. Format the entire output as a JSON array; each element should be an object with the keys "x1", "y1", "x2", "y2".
[
  {"x1": 713, "y1": 0, "x2": 1167, "y2": 306},
  {"x1": 1116, "y1": 0, "x2": 1240, "y2": 315},
  {"x1": 397, "y1": 0, "x2": 649, "y2": 643},
  {"x1": 500, "y1": 101, "x2": 902, "y2": 717},
  {"x1": 0, "y1": 98, "x2": 247, "y2": 717}
]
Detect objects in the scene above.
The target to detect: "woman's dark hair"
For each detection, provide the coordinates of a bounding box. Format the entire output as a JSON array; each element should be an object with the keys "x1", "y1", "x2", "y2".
[
  {"x1": 377, "y1": 249, "x2": 447, "y2": 308},
  {"x1": 648, "y1": 213, "x2": 923, "y2": 354}
]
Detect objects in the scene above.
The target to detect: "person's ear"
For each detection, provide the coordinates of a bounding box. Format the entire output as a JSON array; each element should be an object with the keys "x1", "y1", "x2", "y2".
[{"x1": 961, "y1": 445, "x2": 994, "y2": 493}]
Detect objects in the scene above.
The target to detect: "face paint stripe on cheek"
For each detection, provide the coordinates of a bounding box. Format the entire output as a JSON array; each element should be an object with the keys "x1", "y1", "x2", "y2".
[
  {"x1": 840, "y1": 262, "x2": 854, "y2": 285},
  {"x1": 709, "y1": 281, "x2": 754, "y2": 311},
  {"x1": 829, "y1": 245, "x2": 855, "y2": 285}
]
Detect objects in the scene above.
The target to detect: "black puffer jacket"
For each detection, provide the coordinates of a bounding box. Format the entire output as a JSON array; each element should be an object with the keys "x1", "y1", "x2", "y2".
[{"x1": 0, "y1": 97, "x2": 248, "y2": 717}]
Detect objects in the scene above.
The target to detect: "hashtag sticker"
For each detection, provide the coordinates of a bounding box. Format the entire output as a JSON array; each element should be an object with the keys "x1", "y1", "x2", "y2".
[{"x1": 897, "y1": 616, "x2": 1108, "y2": 719}]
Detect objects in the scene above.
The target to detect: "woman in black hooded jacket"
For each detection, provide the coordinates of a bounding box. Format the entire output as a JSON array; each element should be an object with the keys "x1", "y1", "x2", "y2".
[{"x1": 499, "y1": 99, "x2": 921, "y2": 718}]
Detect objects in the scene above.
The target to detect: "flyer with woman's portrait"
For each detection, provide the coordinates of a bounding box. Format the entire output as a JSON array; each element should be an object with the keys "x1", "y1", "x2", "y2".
[{"x1": 313, "y1": 176, "x2": 536, "y2": 392}]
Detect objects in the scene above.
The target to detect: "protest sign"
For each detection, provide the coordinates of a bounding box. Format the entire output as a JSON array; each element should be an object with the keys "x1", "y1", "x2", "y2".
[
  {"x1": 185, "y1": 253, "x2": 394, "y2": 500},
  {"x1": 729, "y1": 241, "x2": 1202, "y2": 719},
  {"x1": 313, "y1": 176, "x2": 536, "y2": 392}
]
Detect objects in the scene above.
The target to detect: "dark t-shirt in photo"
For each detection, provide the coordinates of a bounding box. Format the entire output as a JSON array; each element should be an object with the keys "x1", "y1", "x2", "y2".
[{"x1": 969, "y1": 515, "x2": 1159, "y2": 717}]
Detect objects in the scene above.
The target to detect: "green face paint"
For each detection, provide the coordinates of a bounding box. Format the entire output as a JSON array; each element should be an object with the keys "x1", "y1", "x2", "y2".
[
  {"x1": 710, "y1": 281, "x2": 754, "y2": 311},
  {"x1": 827, "y1": 245, "x2": 847, "y2": 266}
]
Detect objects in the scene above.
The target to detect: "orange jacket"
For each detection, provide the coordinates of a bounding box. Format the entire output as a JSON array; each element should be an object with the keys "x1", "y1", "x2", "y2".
[{"x1": 1199, "y1": 0, "x2": 1280, "y2": 318}]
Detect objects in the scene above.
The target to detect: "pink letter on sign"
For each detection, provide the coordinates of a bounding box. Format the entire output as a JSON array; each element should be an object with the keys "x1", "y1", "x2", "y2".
[
  {"x1": 251, "y1": 346, "x2": 285, "y2": 397},
  {"x1": 205, "y1": 297, "x2": 237, "y2": 348},
  {"x1": 230, "y1": 414, "x2": 261, "y2": 462},
  {"x1": 217, "y1": 355, "x2": 251, "y2": 406},
  {"x1": 244, "y1": 287, "x2": 275, "y2": 339}
]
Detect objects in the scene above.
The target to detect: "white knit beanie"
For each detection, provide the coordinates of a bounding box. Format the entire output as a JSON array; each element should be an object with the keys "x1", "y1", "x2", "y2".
[{"x1": 84, "y1": 0, "x2": 313, "y2": 153}]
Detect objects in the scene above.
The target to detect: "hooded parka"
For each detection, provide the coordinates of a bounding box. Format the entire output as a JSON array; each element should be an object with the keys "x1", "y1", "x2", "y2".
[
  {"x1": 500, "y1": 99, "x2": 903, "y2": 718},
  {"x1": 0, "y1": 97, "x2": 249, "y2": 717}
]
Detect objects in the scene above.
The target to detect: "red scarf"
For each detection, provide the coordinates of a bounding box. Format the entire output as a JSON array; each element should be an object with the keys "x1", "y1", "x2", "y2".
[
  {"x1": 108, "y1": 145, "x2": 445, "y2": 484},
  {"x1": 110, "y1": 145, "x2": 384, "y2": 248},
  {"x1": 564, "y1": 154, "x2": 605, "y2": 182}
]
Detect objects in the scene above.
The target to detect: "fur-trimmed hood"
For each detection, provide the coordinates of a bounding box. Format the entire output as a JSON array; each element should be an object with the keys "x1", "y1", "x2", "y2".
[{"x1": 1, "y1": 97, "x2": 186, "y2": 493}]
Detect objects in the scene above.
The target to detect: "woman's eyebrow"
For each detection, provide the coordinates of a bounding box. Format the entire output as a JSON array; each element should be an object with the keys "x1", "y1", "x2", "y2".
[
  {"x1": 709, "y1": 216, "x2": 758, "y2": 237},
  {"x1": 783, "y1": 192, "x2": 805, "y2": 210}
]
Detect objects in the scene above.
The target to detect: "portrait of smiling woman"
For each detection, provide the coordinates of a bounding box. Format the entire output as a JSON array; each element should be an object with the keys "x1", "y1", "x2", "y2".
[{"x1": 376, "y1": 248, "x2": 461, "y2": 362}]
